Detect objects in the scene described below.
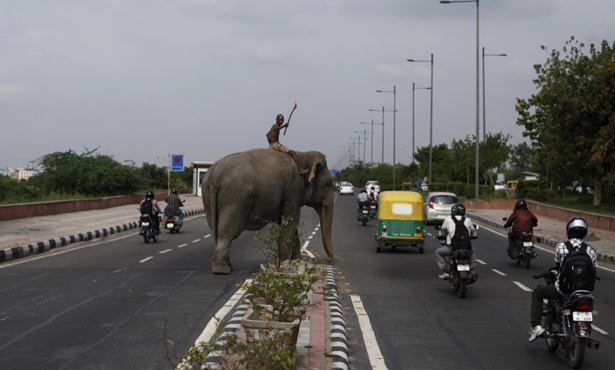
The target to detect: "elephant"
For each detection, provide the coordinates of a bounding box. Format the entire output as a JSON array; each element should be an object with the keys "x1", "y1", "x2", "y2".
[{"x1": 201, "y1": 148, "x2": 334, "y2": 274}]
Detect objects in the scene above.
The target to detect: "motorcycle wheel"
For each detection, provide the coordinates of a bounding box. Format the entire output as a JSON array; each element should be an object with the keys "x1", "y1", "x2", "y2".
[
  {"x1": 362, "y1": 218, "x2": 367, "y2": 226},
  {"x1": 153, "y1": 232, "x2": 159, "y2": 243},
  {"x1": 567, "y1": 334, "x2": 586, "y2": 369},
  {"x1": 169, "y1": 229, "x2": 174, "y2": 234},
  {"x1": 516, "y1": 259, "x2": 520, "y2": 265},
  {"x1": 144, "y1": 230, "x2": 150, "y2": 244},
  {"x1": 524, "y1": 255, "x2": 531, "y2": 269},
  {"x1": 541, "y1": 310, "x2": 558, "y2": 352},
  {"x1": 458, "y1": 278, "x2": 467, "y2": 299}
]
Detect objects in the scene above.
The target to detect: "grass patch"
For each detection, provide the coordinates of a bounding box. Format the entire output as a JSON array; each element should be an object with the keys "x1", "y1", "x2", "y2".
[{"x1": 541, "y1": 197, "x2": 615, "y2": 217}]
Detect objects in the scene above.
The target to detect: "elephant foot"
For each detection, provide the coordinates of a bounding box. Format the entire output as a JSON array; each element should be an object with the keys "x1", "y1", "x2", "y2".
[{"x1": 212, "y1": 262, "x2": 232, "y2": 274}]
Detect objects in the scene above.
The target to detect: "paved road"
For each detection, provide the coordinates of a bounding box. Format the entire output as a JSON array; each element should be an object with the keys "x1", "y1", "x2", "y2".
[{"x1": 330, "y1": 194, "x2": 615, "y2": 370}]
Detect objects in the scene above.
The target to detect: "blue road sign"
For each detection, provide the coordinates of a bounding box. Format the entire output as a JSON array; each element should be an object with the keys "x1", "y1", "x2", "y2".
[
  {"x1": 171, "y1": 154, "x2": 184, "y2": 171},
  {"x1": 329, "y1": 169, "x2": 338, "y2": 175}
]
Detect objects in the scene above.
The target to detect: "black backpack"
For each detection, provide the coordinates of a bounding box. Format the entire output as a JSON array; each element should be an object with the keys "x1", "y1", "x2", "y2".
[
  {"x1": 140, "y1": 199, "x2": 153, "y2": 215},
  {"x1": 451, "y1": 216, "x2": 472, "y2": 251},
  {"x1": 558, "y1": 241, "x2": 595, "y2": 294}
]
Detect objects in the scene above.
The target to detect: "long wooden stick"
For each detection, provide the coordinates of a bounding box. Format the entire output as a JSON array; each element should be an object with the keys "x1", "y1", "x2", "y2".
[{"x1": 283, "y1": 101, "x2": 297, "y2": 136}]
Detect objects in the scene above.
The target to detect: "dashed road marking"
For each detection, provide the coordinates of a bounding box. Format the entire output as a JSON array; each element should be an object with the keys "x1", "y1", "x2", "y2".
[
  {"x1": 139, "y1": 256, "x2": 153, "y2": 263},
  {"x1": 159, "y1": 249, "x2": 172, "y2": 254},
  {"x1": 192, "y1": 239, "x2": 200, "y2": 243},
  {"x1": 351, "y1": 294, "x2": 387, "y2": 369},
  {"x1": 476, "y1": 259, "x2": 487, "y2": 265},
  {"x1": 593, "y1": 326, "x2": 609, "y2": 335},
  {"x1": 513, "y1": 281, "x2": 533, "y2": 292},
  {"x1": 177, "y1": 243, "x2": 188, "y2": 248},
  {"x1": 204, "y1": 234, "x2": 211, "y2": 238},
  {"x1": 492, "y1": 269, "x2": 506, "y2": 276}
]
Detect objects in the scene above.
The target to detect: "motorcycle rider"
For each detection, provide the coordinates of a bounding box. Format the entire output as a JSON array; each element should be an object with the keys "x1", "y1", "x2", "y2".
[
  {"x1": 140, "y1": 190, "x2": 163, "y2": 234},
  {"x1": 529, "y1": 216, "x2": 598, "y2": 342},
  {"x1": 436, "y1": 203, "x2": 477, "y2": 280},
  {"x1": 503, "y1": 199, "x2": 538, "y2": 253},
  {"x1": 165, "y1": 188, "x2": 184, "y2": 224},
  {"x1": 356, "y1": 187, "x2": 373, "y2": 220}
]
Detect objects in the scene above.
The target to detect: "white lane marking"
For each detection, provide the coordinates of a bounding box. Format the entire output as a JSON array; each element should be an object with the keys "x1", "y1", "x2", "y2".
[
  {"x1": 139, "y1": 256, "x2": 153, "y2": 263},
  {"x1": 204, "y1": 234, "x2": 211, "y2": 238},
  {"x1": 351, "y1": 295, "x2": 387, "y2": 370},
  {"x1": 311, "y1": 231, "x2": 317, "y2": 235},
  {"x1": 177, "y1": 243, "x2": 188, "y2": 248},
  {"x1": 476, "y1": 259, "x2": 487, "y2": 265},
  {"x1": 426, "y1": 232, "x2": 433, "y2": 237},
  {"x1": 492, "y1": 269, "x2": 507, "y2": 276},
  {"x1": 308, "y1": 236, "x2": 313, "y2": 240},
  {"x1": 593, "y1": 326, "x2": 609, "y2": 335},
  {"x1": 514, "y1": 281, "x2": 533, "y2": 292},
  {"x1": 159, "y1": 249, "x2": 172, "y2": 254},
  {"x1": 302, "y1": 240, "x2": 316, "y2": 259},
  {"x1": 194, "y1": 279, "x2": 251, "y2": 345},
  {"x1": 192, "y1": 239, "x2": 201, "y2": 243}
]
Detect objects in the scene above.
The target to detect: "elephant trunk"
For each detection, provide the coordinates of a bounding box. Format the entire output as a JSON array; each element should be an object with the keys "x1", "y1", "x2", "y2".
[{"x1": 318, "y1": 192, "x2": 334, "y2": 262}]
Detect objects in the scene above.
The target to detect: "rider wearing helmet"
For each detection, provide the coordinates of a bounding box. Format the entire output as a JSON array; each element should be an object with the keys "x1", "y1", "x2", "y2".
[
  {"x1": 140, "y1": 190, "x2": 163, "y2": 233},
  {"x1": 529, "y1": 216, "x2": 598, "y2": 342},
  {"x1": 503, "y1": 199, "x2": 538, "y2": 252},
  {"x1": 165, "y1": 188, "x2": 185, "y2": 223},
  {"x1": 435, "y1": 203, "x2": 477, "y2": 280},
  {"x1": 356, "y1": 187, "x2": 373, "y2": 220}
]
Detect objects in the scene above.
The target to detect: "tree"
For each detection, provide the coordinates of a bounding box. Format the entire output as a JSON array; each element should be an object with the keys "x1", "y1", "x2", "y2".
[
  {"x1": 516, "y1": 37, "x2": 615, "y2": 205},
  {"x1": 32, "y1": 148, "x2": 145, "y2": 196},
  {"x1": 509, "y1": 141, "x2": 535, "y2": 174},
  {"x1": 415, "y1": 144, "x2": 450, "y2": 183},
  {"x1": 479, "y1": 132, "x2": 511, "y2": 186},
  {"x1": 449, "y1": 136, "x2": 475, "y2": 184}
]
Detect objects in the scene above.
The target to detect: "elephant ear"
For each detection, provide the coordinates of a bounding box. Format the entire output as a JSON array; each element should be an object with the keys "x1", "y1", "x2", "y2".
[{"x1": 303, "y1": 161, "x2": 321, "y2": 200}]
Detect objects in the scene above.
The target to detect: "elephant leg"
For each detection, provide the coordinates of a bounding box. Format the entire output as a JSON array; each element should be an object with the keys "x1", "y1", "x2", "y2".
[
  {"x1": 212, "y1": 238, "x2": 232, "y2": 274},
  {"x1": 289, "y1": 228, "x2": 302, "y2": 260}
]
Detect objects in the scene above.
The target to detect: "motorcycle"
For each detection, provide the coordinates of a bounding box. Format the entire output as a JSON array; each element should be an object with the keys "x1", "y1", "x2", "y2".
[
  {"x1": 533, "y1": 270, "x2": 600, "y2": 369},
  {"x1": 370, "y1": 200, "x2": 378, "y2": 220},
  {"x1": 436, "y1": 225, "x2": 479, "y2": 299},
  {"x1": 163, "y1": 205, "x2": 183, "y2": 233},
  {"x1": 503, "y1": 218, "x2": 537, "y2": 268},
  {"x1": 139, "y1": 214, "x2": 159, "y2": 243},
  {"x1": 359, "y1": 205, "x2": 370, "y2": 226}
]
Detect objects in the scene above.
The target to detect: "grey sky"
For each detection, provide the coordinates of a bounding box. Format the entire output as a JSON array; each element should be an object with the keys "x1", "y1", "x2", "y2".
[{"x1": 1, "y1": 0, "x2": 614, "y2": 171}]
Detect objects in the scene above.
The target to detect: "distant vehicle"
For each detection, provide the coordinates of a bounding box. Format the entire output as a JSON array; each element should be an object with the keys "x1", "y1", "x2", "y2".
[
  {"x1": 365, "y1": 180, "x2": 381, "y2": 194},
  {"x1": 423, "y1": 192, "x2": 459, "y2": 224},
  {"x1": 494, "y1": 181, "x2": 505, "y2": 191},
  {"x1": 339, "y1": 182, "x2": 354, "y2": 195},
  {"x1": 420, "y1": 182, "x2": 429, "y2": 191},
  {"x1": 506, "y1": 181, "x2": 518, "y2": 190},
  {"x1": 333, "y1": 181, "x2": 341, "y2": 192}
]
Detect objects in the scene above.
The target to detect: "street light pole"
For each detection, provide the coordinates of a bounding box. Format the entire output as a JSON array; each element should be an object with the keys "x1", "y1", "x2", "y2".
[
  {"x1": 369, "y1": 107, "x2": 391, "y2": 165},
  {"x1": 376, "y1": 87, "x2": 397, "y2": 190},
  {"x1": 361, "y1": 120, "x2": 380, "y2": 174},
  {"x1": 354, "y1": 131, "x2": 367, "y2": 164},
  {"x1": 482, "y1": 47, "x2": 507, "y2": 142},
  {"x1": 408, "y1": 54, "x2": 434, "y2": 182},
  {"x1": 441, "y1": 0, "x2": 479, "y2": 199}
]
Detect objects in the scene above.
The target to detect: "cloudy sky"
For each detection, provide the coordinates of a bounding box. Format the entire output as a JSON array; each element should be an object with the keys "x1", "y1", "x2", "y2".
[{"x1": 1, "y1": 0, "x2": 614, "y2": 171}]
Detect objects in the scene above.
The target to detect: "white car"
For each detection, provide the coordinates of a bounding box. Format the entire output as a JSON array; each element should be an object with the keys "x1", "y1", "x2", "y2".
[
  {"x1": 365, "y1": 180, "x2": 380, "y2": 194},
  {"x1": 339, "y1": 182, "x2": 354, "y2": 195},
  {"x1": 423, "y1": 192, "x2": 459, "y2": 224},
  {"x1": 494, "y1": 181, "x2": 505, "y2": 191}
]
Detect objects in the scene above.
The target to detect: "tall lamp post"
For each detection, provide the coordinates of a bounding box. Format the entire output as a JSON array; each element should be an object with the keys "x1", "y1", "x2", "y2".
[
  {"x1": 441, "y1": 0, "x2": 480, "y2": 199},
  {"x1": 368, "y1": 107, "x2": 386, "y2": 164},
  {"x1": 350, "y1": 137, "x2": 359, "y2": 166},
  {"x1": 361, "y1": 120, "x2": 380, "y2": 174},
  {"x1": 482, "y1": 47, "x2": 507, "y2": 142},
  {"x1": 376, "y1": 87, "x2": 397, "y2": 190},
  {"x1": 411, "y1": 83, "x2": 431, "y2": 164},
  {"x1": 407, "y1": 55, "x2": 434, "y2": 181},
  {"x1": 355, "y1": 131, "x2": 368, "y2": 164}
]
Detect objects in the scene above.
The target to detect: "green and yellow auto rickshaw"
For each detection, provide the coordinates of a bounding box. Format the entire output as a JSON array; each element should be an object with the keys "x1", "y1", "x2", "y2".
[{"x1": 375, "y1": 191, "x2": 425, "y2": 253}]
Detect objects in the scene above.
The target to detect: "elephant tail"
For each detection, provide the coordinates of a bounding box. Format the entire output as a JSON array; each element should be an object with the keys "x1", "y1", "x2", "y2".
[{"x1": 209, "y1": 182, "x2": 220, "y2": 243}]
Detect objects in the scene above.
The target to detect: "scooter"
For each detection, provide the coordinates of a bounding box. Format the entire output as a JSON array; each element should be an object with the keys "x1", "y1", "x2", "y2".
[
  {"x1": 163, "y1": 205, "x2": 183, "y2": 233},
  {"x1": 503, "y1": 218, "x2": 537, "y2": 268},
  {"x1": 359, "y1": 205, "x2": 370, "y2": 226},
  {"x1": 533, "y1": 270, "x2": 601, "y2": 369},
  {"x1": 370, "y1": 200, "x2": 378, "y2": 220}
]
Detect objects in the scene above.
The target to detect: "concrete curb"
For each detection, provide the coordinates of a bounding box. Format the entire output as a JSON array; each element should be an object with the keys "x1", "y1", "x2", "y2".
[
  {"x1": 0, "y1": 208, "x2": 205, "y2": 264},
  {"x1": 325, "y1": 265, "x2": 349, "y2": 370},
  {"x1": 466, "y1": 211, "x2": 615, "y2": 265}
]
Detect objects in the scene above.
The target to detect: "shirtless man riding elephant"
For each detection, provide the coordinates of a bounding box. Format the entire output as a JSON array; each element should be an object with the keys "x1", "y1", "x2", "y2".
[{"x1": 267, "y1": 114, "x2": 310, "y2": 175}]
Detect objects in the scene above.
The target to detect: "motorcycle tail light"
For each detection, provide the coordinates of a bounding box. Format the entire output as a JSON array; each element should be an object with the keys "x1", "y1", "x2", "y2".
[
  {"x1": 460, "y1": 261, "x2": 466, "y2": 265},
  {"x1": 429, "y1": 200, "x2": 434, "y2": 209},
  {"x1": 524, "y1": 235, "x2": 532, "y2": 242},
  {"x1": 578, "y1": 300, "x2": 591, "y2": 311},
  {"x1": 383, "y1": 223, "x2": 387, "y2": 233}
]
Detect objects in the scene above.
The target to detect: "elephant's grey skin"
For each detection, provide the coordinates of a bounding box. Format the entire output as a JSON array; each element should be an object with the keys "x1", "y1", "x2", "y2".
[{"x1": 202, "y1": 148, "x2": 334, "y2": 274}]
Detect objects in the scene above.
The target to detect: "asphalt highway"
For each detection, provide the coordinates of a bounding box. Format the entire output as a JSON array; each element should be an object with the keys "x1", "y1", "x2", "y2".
[{"x1": 331, "y1": 193, "x2": 615, "y2": 370}]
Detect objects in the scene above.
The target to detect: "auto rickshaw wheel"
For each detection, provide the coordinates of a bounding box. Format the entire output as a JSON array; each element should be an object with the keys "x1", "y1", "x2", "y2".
[
  {"x1": 419, "y1": 248, "x2": 425, "y2": 254},
  {"x1": 376, "y1": 246, "x2": 381, "y2": 253}
]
